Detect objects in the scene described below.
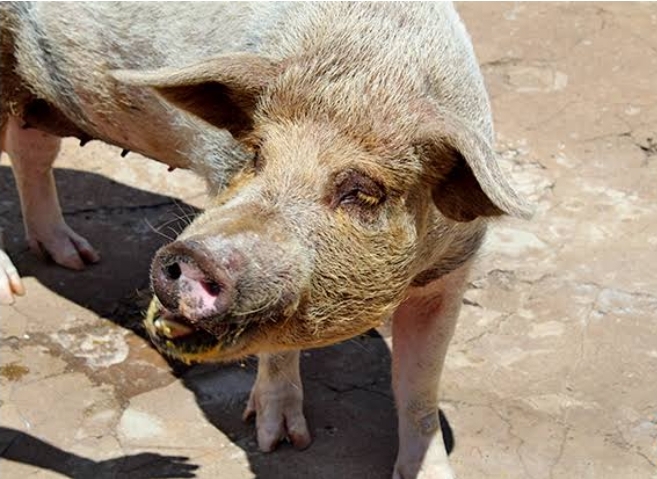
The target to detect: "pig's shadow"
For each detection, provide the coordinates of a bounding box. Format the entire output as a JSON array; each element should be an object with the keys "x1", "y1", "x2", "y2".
[
  {"x1": 181, "y1": 335, "x2": 454, "y2": 479},
  {"x1": 0, "y1": 164, "x2": 198, "y2": 322},
  {"x1": 0, "y1": 426, "x2": 198, "y2": 478},
  {"x1": 1, "y1": 165, "x2": 453, "y2": 479}
]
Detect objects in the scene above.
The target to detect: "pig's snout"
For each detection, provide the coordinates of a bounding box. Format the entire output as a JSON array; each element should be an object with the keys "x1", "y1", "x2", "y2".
[{"x1": 151, "y1": 240, "x2": 240, "y2": 322}]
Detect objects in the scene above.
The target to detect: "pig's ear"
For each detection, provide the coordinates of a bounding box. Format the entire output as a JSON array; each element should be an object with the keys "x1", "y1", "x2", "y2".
[
  {"x1": 110, "y1": 53, "x2": 280, "y2": 138},
  {"x1": 416, "y1": 110, "x2": 534, "y2": 222}
]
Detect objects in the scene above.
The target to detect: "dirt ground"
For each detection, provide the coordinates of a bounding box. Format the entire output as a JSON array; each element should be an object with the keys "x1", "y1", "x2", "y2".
[{"x1": 1, "y1": 3, "x2": 656, "y2": 478}]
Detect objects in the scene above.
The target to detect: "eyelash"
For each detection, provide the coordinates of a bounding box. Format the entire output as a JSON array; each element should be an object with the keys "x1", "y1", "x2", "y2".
[
  {"x1": 351, "y1": 190, "x2": 381, "y2": 206},
  {"x1": 339, "y1": 185, "x2": 385, "y2": 209}
]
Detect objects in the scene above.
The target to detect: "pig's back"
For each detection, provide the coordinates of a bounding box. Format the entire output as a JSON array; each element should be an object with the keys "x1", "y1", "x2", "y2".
[
  {"x1": 14, "y1": 2, "x2": 289, "y2": 69},
  {"x1": 5, "y1": 2, "x2": 294, "y2": 165}
]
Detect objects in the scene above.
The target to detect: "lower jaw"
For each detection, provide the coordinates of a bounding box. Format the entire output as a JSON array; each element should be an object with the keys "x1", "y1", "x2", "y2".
[
  {"x1": 153, "y1": 340, "x2": 229, "y2": 365},
  {"x1": 143, "y1": 300, "x2": 384, "y2": 364},
  {"x1": 144, "y1": 297, "x2": 232, "y2": 364}
]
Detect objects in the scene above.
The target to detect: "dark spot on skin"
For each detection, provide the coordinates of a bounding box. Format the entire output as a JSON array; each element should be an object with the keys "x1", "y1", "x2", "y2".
[{"x1": 418, "y1": 411, "x2": 439, "y2": 436}]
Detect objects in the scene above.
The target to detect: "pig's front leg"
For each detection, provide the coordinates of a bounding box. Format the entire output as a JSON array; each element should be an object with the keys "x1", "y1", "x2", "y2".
[
  {"x1": 4, "y1": 117, "x2": 100, "y2": 273},
  {"x1": 243, "y1": 350, "x2": 312, "y2": 452},
  {"x1": 392, "y1": 263, "x2": 472, "y2": 479}
]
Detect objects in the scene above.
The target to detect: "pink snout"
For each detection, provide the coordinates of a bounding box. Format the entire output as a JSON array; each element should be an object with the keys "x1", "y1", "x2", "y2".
[{"x1": 151, "y1": 240, "x2": 241, "y2": 322}]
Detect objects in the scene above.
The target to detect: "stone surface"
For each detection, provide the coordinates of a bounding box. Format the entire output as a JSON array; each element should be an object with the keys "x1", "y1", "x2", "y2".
[{"x1": 1, "y1": 3, "x2": 656, "y2": 478}]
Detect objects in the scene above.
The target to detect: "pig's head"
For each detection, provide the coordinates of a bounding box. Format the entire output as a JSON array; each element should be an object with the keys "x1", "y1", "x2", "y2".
[{"x1": 114, "y1": 53, "x2": 532, "y2": 363}]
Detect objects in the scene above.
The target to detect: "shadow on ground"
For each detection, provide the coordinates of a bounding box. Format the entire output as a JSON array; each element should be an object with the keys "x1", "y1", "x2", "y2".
[
  {"x1": 0, "y1": 426, "x2": 198, "y2": 479},
  {"x1": 180, "y1": 335, "x2": 454, "y2": 479},
  {"x1": 0, "y1": 165, "x2": 199, "y2": 325},
  {"x1": 1, "y1": 165, "x2": 453, "y2": 478}
]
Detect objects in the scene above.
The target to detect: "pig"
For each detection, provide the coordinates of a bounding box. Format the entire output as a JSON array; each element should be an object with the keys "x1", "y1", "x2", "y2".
[{"x1": 0, "y1": 2, "x2": 532, "y2": 478}]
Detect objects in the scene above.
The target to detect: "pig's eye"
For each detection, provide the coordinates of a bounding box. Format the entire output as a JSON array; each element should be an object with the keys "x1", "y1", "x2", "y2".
[
  {"x1": 333, "y1": 170, "x2": 386, "y2": 210},
  {"x1": 341, "y1": 189, "x2": 383, "y2": 208}
]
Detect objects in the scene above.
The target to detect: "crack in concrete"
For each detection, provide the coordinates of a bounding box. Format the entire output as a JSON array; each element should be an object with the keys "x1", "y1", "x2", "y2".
[
  {"x1": 548, "y1": 425, "x2": 570, "y2": 479},
  {"x1": 481, "y1": 57, "x2": 523, "y2": 68},
  {"x1": 580, "y1": 129, "x2": 634, "y2": 144},
  {"x1": 525, "y1": 100, "x2": 584, "y2": 132},
  {"x1": 489, "y1": 405, "x2": 537, "y2": 479},
  {"x1": 464, "y1": 312, "x2": 513, "y2": 345},
  {"x1": 607, "y1": 130, "x2": 657, "y2": 166},
  {"x1": 307, "y1": 376, "x2": 394, "y2": 401},
  {"x1": 462, "y1": 297, "x2": 482, "y2": 308},
  {"x1": 636, "y1": 136, "x2": 657, "y2": 167},
  {"x1": 575, "y1": 118, "x2": 656, "y2": 167},
  {"x1": 635, "y1": 449, "x2": 657, "y2": 469},
  {"x1": 573, "y1": 284, "x2": 603, "y2": 372},
  {"x1": 609, "y1": 423, "x2": 657, "y2": 469}
]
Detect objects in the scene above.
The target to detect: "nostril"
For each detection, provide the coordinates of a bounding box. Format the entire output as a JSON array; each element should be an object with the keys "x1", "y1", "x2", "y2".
[
  {"x1": 202, "y1": 280, "x2": 222, "y2": 297},
  {"x1": 164, "y1": 262, "x2": 182, "y2": 281}
]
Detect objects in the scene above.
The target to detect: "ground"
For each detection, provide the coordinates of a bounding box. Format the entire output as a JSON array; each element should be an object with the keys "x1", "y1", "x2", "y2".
[{"x1": 1, "y1": 3, "x2": 656, "y2": 479}]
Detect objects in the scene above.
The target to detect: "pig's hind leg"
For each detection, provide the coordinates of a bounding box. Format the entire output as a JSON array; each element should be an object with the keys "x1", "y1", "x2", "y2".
[
  {"x1": 243, "y1": 350, "x2": 312, "y2": 452},
  {"x1": 391, "y1": 263, "x2": 472, "y2": 479},
  {"x1": 3, "y1": 117, "x2": 100, "y2": 273}
]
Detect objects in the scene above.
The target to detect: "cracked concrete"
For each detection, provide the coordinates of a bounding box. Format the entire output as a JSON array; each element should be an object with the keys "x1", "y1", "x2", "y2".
[{"x1": 1, "y1": 3, "x2": 656, "y2": 479}]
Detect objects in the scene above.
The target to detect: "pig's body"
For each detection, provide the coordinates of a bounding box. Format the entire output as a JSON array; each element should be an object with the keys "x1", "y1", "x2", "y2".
[
  {"x1": 2, "y1": 2, "x2": 288, "y2": 189},
  {"x1": 1, "y1": 3, "x2": 531, "y2": 478}
]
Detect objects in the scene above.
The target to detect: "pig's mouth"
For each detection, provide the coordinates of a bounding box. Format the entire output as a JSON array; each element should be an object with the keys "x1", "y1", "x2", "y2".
[{"x1": 143, "y1": 298, "x2": 255, "y2": 362}]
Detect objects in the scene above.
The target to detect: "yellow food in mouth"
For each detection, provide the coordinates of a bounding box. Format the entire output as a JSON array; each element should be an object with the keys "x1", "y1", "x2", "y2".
[
  {"x1": 153, "y1": 316, "x2": 195, "y2": 339},
  {"x1": 144, "y1": 296, "x2": 223, "y2": 363},
  {"x1": 145, "y1": 297, "x2": 197, "y2": 339}
]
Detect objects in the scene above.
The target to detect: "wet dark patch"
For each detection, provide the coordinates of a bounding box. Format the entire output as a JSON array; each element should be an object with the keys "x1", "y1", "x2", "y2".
[{"x1": 0, "y1": 362, "x2": 30, "y2": 382}]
